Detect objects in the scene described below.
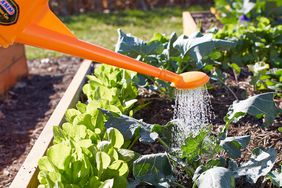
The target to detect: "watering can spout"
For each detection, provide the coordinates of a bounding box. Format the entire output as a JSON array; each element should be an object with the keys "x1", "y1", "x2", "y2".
[{"x1": 0, "y1": 0, "x2": 209, "y2": 89}]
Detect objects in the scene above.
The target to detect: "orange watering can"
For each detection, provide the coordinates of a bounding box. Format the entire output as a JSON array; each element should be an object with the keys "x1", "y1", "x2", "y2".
[{"x1": 0, "y1": 0, "x2": 209, "y2": 89}]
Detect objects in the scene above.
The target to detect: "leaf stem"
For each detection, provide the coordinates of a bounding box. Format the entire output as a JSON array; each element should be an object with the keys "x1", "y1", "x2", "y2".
[
  {"x1": 157, "y1": 137, "x2": 169, "y2": 150},
  {"x1": 128, "y1": 135, "x2": 139, "y2": 150},
  {"x1": 171, "y1": 181, "x2": 186, "y2": 188}
]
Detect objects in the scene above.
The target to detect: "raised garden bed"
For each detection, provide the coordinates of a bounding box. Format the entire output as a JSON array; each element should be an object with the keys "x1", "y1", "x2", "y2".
[
  {"x1": 10, "y1": 59, "x2": 281, "y2": 188},
  {"x1": 0, "y1": 44, "x2": 28, "y2": 95},
  {"x1": 9, "y1": 60, "x2": 92, "y2": 188}
]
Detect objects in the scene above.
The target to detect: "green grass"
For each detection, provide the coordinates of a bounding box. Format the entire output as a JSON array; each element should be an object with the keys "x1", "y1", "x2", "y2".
[{"x1": 26, "y1": 6, "x2": 208, "y2": 59}]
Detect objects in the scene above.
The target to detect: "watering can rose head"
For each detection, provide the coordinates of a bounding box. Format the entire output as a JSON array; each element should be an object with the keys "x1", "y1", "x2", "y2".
[{"x1": 171, "y1": 71, "x2": 210, "y2": 90}]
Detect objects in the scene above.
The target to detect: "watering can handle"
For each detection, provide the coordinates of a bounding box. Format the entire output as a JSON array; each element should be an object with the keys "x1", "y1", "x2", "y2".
[
  {"x1": 17, "y1": 23, "x2": 179, "y2": 84},
  {"x1": 12, "y1": 4, "x2": 180, "y2": 84},
  {"x1": 0, "y1": 0, "x2": 177, "y2": 82}
]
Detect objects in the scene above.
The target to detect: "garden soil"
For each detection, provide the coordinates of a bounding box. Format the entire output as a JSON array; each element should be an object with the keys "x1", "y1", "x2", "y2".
[{"x1": 0, "y1": 57, "x2": 81, "y2": 188}]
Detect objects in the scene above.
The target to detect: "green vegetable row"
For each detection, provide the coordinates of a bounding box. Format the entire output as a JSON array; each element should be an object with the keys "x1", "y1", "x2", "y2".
[
  {"x1": 38, "y1": 65, "x2": 176, "y2": 188},
  {"x1": 38, "y1": 65, "x2": 138, "y2": 187},
  {"x1": 214, "y1": 17, "x2": 282, "y2": 91}
]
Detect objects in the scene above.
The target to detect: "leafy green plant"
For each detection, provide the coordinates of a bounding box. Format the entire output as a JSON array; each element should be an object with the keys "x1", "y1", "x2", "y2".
[
  {"x1": 214, "y1": 17, "x2": 282, "y2": 92},
  {"x1": 195, "y1": 146, "x2": 277, "y2": 188},
  {"x1": 212, "y1": 0, "x2": 282, "y2": 25},
  {"x1": 38, "y1": 127, "x2": 131, "y2": 187},
  {"x1": 196, "y1": 167, "x2": 235, "y2": 188},
  {"x1": 185, "y1": 134, "x2": 276, "y2": 188},
  {"x1": 98, "y1": 109, "x2": 278, "y2": 187},
  {"x1": 115, "y1": 29, "x2": 235, "y2": 95},
  {"x1": 83, "y1": 64, "x2": 138, "y2": 115},
  {"x1": 248, "y1": 62, "x2": 282, "y2": 91},
  {"x1": 225, "y1": 92, "x2": 282, "y2": 126},
  {"x1": 220, "y1": 135, "x2": 250, "y2": 159},
  {"x1": 38, "y1": 65, "x2": 140, "y2": 188},
  {"x1": 100, "y1": 109, "x2": 159, "y2": 145},
  {"x1": 131, "y1": 153, "x2": 175, "y2": 188},
  {"x1": 180, "y1": 129, "x2": 222, "y2": 175},
  {"x1": 173, "y1": 129, "x2": 250, "y2": 177},
  {"x1": 232, "y1": 147, "x2": 277, "y2": 184}
]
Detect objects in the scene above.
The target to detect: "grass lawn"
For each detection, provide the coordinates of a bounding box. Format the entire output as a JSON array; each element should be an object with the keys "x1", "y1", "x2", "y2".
[{"x1": 26, "y1": 6, "x2": 208, "y2": 59}]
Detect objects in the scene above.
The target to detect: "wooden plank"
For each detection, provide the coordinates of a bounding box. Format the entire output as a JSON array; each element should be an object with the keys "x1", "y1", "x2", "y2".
[
  {"x1": 183, "y1": 11, "x2": 198, "y2": 37},
  {"x1": 0, "y1": 44, "x2": 28, "y2": 94},
  {"x1": 9, "y1": 60, "x2": 93, "y2": 188}
]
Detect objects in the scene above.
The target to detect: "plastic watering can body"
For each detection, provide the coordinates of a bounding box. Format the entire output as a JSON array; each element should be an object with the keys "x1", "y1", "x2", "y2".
[
  {"x1": 0, "y1": 0, "x2": 45, "y2": 47},
  {"x1": 0, "y1": 0, "x2": 209, "y2": 89}
]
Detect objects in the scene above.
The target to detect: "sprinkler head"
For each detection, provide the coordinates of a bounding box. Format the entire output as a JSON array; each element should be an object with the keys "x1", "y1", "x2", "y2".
[{"x1": 171, "y1": 71, "x2": 210, "y2": 90}]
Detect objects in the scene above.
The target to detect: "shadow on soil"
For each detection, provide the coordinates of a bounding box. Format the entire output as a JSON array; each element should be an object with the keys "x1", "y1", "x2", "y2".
[{"x1": 0, "y1": 74, "x2": 63, "y2": 172}]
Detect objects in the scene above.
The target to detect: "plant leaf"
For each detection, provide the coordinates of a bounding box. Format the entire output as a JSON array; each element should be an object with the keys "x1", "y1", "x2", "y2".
[
  {"x1": 118, "y1": 149, "x2": 136, "y2": 163},
  {"x1": 38, "y1": 156, "x2": 56, "y2": 172},
  {"x1": 113, "y1": 176, "x2": 127, "y2": 188},
  {"x1": 96, "y1": 152, "x2": 111, "y2": 172},
  {"x1": 181, "y1": 129, "x2": 221, "y2": 163},
  {"x1": 88, "y1": 176, "x2": 101, "y2": 188},
  {"x1": 108, "y1": 160, "x2": 129, "y2": 177},
  {"x1": 105, "y1": 128, "x2": 124, "y2": 149},
  {"x1": 267, "y1": 166, "x2": 282, "y2": 187},
  {"x1": 151, "y1": 121, "x2": 175, "y2": 147},
  {"x1": 46, "y1": 143, "x2": 71, "y2": 170},
  {"x1": 241, "y1": 0, "x2": 256, "y2": 14},
  {"x1": 100, "y1": 109, "x2": 159, "y2": 144},
  {"x1": 220, "y1": 135, "x2": 251, "y2": 159},
  {"x1": 173, "y1": 33, "x2": 235, "y2": 68},
  {"x1": 197, "y1": 167, "x2": 235, "y2": 188},
  {"x1": 100, "y1": 178, "x2": 114, "y2": 188},
  {"x1": 225, "y1": 92, "x2": 282, "y2": 126},
  {"x1": 115, "y1": 29, "x2": 163, "y2": 58},
  {"x1": 133, "y1": 153, "x2": 174, "y2": 187},
  {"x1": 234, "y1": 147, "x2": 277, "y2": 184},
  {"x1": 65, "y1": 109, "x2": 81, "y2": 123}
]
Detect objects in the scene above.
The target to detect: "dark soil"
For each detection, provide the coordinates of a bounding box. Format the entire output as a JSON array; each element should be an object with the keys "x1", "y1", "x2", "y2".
[{"x1": 0, "y1": 57, "x2": 81, "y2": 188}]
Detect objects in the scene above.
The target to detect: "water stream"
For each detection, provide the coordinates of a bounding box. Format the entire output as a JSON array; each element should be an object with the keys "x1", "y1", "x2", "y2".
[{"x1": 171, "y1": 86, "x2": 213, "y2": 148}]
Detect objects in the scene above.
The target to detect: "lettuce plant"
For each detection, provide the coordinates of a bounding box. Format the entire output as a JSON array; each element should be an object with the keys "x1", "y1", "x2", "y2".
[
  {"x1": 38, "y1": 127, "x2": 131, "y2": 188},
  {"x1": 83, "y1": 64, "x2": 138, "y2": 115},
  {"x1": 38, "y1": 65, "x2": 139, "y2": 188}
]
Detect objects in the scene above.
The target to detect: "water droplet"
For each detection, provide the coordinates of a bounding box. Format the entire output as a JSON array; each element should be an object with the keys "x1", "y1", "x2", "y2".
[{"x1": 171, "y1": 86, "x2": 214, "y2": 148}]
